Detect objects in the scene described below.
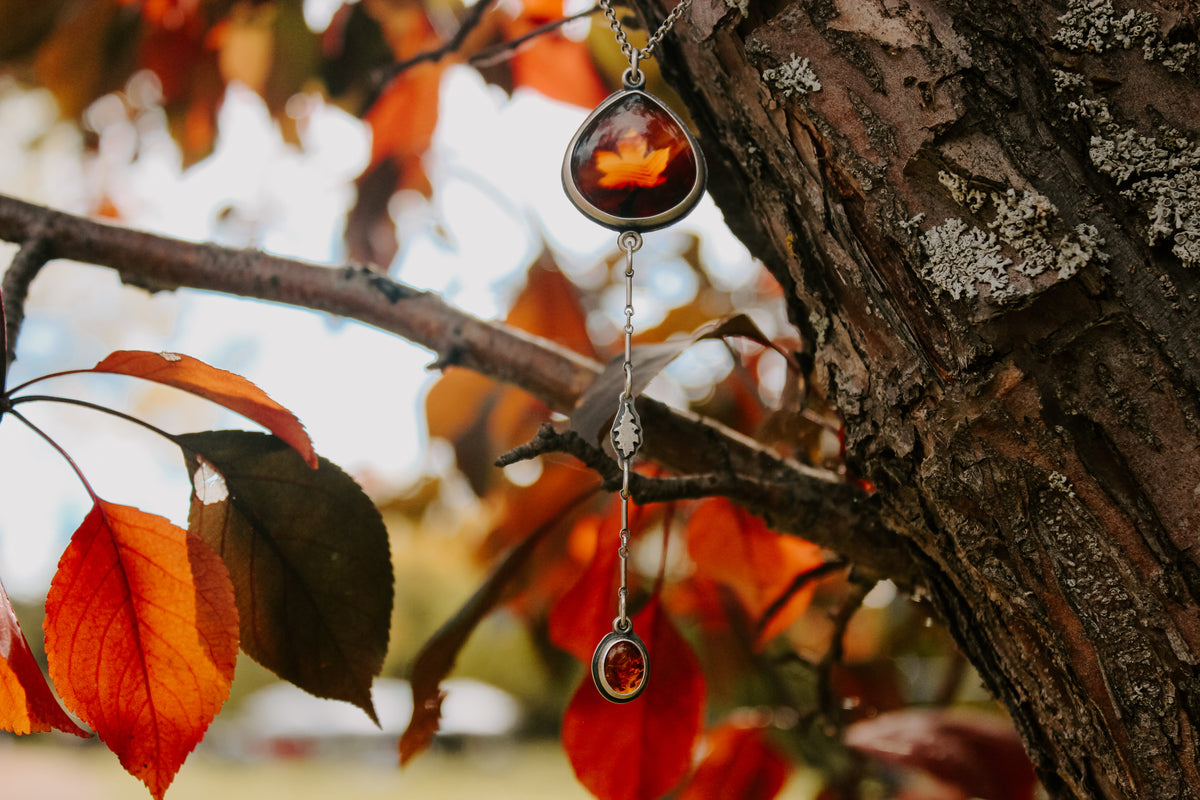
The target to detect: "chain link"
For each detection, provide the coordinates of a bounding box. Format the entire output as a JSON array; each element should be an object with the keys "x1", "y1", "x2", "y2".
[{"x1": 599, "y1": 0, "x2": 692, "y2": 77}]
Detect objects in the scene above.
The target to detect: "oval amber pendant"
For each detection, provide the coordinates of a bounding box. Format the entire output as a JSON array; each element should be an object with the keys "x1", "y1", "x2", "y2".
[
  {"x1": 591, "y1": 628, "x2": 649, "y2": 703},
  {"x1": 563, "y1": 88, "x2": 706, "y2": 232}
]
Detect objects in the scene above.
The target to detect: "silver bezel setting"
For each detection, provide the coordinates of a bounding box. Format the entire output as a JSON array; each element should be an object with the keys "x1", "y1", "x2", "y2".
[
  {"x1": 561, "y1": 88, "x2": 707, "y2": 233},
  {"x1": 591, "y1": 628, "x2": 650, "y2": 703}
]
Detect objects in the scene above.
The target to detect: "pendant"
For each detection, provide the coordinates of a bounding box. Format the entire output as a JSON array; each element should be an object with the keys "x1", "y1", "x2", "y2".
[
  {"x1": 562, "y1": 80, "x2": 707, "y2": 232},
  {"x1": 591, "y1": 625, "x2": 649, "y2": 703}
]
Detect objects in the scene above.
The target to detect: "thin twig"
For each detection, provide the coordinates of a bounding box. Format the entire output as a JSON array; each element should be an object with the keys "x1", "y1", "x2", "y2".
[
  {"x1": 757, "y1": 559, "x2": 850, "y2": 640},
  {"x1": 815, "y1": 575, "x2": 875, "y2": 730},
  {"x1": 366, "y1": 4, "x2": 603, "y2": 111},
  {"x1": 497, "y1": 421, "x2": 833, "y2": 508},
  {"x1": 469, "y1": 7, "x2": 601, "y2": 69},
  {"x1": 365, "y1": 0, "x2": 499, "y2": 111}
]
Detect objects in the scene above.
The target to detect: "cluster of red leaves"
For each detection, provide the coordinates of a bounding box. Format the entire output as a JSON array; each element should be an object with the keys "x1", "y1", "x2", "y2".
[
  {"x1": 402, "y1": 255, "x2": 851, "y2": 800},
  {"x1": 0, "y1": 345, "x2": 392, "y2": 799}
]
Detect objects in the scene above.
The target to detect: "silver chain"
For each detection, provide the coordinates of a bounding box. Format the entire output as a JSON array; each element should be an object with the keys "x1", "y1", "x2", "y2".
[
  {"x1": 611, "y1": 230, "x2": 642, "y2": 632},
  {"x1": 599, "y1": 0, "x2": 692, "y2": 82}
]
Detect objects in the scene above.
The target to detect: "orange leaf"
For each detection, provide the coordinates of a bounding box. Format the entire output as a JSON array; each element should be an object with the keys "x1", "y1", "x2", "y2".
[
  {"x1": 506, "y1": 255, "x2": 597, "y2": 358},
  {"x1": 486, "y1": 461, "x2": 598, "y2": 556},
  {"x1": 44, "y1": 501, "x2": 239, "y2": 800},
  {"x1": 677, "y1": 722, "x2": 790, "y2": 800},
  {"x1": 686, "y1": 497, "x2": 825, "y2": 648},
  {"x1": 364, "y1": 61, "x2": 443, "y2": 173},
  {"x1": 91, "y1": 350, "x2": 316, "y2": 468},
  {"x1": 509, "y1": 31, "x2": 609, "y2": 109},
  {"x1": 505, "y1": 0, "x2": 608, "y2": 108},
  {"x1": 423, "y1": 366, "x2": 548, "y2": 496},
  {"x1": 0, "y1": 575, "x2": 87, "y2": 737},
  {"x1": 562, "y1": 597, "x2": 705, "y2": 800}
]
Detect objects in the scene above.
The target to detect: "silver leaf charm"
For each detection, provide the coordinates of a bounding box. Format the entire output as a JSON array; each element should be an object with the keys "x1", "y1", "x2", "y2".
[{"x1": 610, "y1": 396, "x2": 642, "y2": 462}]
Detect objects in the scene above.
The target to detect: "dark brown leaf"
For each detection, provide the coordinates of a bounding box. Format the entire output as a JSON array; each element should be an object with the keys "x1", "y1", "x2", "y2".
[{"x1": 181, "y1": 430, "x2": 393, "y2": 723}]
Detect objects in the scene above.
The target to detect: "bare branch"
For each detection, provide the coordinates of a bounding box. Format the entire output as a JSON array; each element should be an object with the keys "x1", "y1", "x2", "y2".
[
  {"x1": 469, "y1": 7, "x2": 600, "y2": 70},
  {"x1": 3, "y1": 234, "x2": 52, "y2": 375},
  {"x1": 0, "y1": 192, "x2": 919, "y2": 587}
]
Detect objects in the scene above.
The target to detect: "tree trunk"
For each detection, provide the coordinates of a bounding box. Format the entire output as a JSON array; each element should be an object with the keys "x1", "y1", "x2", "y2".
[{"x1": 648, "y1": 0, "x2": 1200, "y2": 796}]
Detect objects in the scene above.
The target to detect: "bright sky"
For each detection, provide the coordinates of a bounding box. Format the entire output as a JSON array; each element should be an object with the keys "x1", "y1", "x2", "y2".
[{"x1": 0, "y1": 36, "x2": 758, "y2": 599}]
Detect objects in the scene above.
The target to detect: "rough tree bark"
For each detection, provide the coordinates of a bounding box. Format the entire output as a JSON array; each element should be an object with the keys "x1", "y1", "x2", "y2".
[{"x1": 646, "y1": 0, "x2": 1200, "y2": 797}]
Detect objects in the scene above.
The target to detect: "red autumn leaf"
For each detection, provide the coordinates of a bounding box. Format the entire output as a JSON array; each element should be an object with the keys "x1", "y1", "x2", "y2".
[
  {"x1": 562, "y1": 597, "x2": 705, "y2": 800},
  {"x1": 182, "y1": 431, "x2": 393, "y2": 723},
  {"x1": 91, "y1": 350, "x2": 316, "y2": 468},
  {"x1": 686, "y1": 497, "x2": 825, "y2": 648},
  {"x1": 44, "y1": 501, "x2": 239, "y2": 800},
  {"x1": 0, "y1": 575, "x2": 87, "y2": 737},
  {"x1": 677, "y1": 721, "x2": 790, "y2": 800},
  {"x1": 844, "y1": 708, "x2": 1037, "y2": 800}
]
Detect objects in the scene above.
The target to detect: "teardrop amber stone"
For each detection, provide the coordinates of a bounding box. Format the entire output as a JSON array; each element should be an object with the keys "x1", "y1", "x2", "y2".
[
  {"x1": 602, "y1": 639, "x2": 646, "y2": 696},
  {"x1": 564, "y1": 90, "x2": 704, "y2": 231}
]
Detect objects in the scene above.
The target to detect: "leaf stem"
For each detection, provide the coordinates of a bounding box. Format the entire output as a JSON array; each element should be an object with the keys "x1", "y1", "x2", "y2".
[
  {"x1": 8, "y1": 408, "x2": 99, "y2": 502},
  {"x1": 7, "y1": 394, "x2": 180, "y2": 445},
  {"x1": 3, "y1": 368, "x2": 99, "y2": 397}
]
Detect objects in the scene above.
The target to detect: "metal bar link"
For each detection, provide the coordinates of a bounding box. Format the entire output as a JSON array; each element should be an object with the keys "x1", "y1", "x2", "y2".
[{"x1": 613, "y1": 229, "x2": 642, "y2": 632}]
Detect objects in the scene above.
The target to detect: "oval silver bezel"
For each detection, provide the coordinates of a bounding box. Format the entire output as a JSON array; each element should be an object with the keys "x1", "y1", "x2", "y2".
[{"x1": 590, "y1": 628, "x2": 650, "y2": 703}]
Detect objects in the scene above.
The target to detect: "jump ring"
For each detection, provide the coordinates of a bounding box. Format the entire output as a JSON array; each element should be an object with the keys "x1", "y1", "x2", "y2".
[{"x1": 618, "y1": 230, "x2": 642, "y2": 253}]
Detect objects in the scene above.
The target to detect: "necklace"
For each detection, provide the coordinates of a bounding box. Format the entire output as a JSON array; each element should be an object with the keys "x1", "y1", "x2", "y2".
[{"x1": 561, "y1": 0, "x2": 705, "y2": 704}]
